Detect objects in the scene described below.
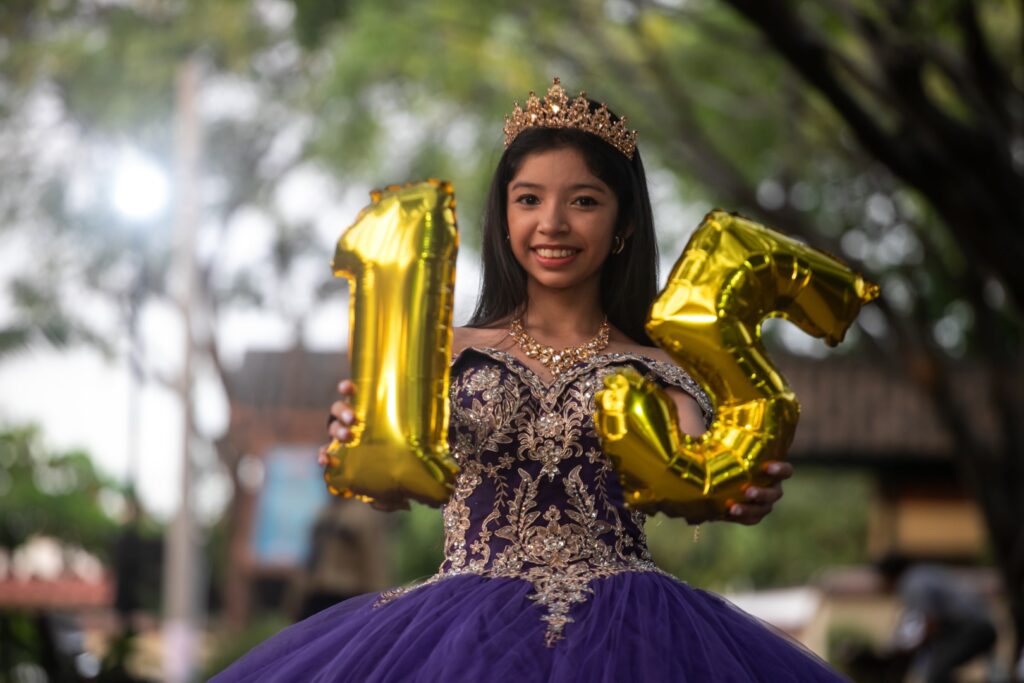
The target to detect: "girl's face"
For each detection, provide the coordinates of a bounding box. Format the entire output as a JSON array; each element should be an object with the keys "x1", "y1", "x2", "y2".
[{"x1": 506, "y1": 147, "x2": 619, "y2": 296}]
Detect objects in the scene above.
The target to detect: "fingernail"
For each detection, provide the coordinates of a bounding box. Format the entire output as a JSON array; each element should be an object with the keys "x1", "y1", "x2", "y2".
[
  {"x1": 338, "y1": 427, "x2": 350, "y2": 441},
  {"x1": 766, "y1": 463, "x2": 782, "y2": 475},
  {"x1": 730, "y1": 504, "x2": 743, "y2": 516},
  {"x1": 745, "y1": 489, "x2": 759, "y2": 500},
  {"x1": 341, "y1": 410, "x2": 354, "y2": 426}
]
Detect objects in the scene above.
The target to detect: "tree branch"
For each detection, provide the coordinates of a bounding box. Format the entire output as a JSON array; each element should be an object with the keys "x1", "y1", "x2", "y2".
[
  {"x1": 719, "y1": 0, "x2": 920, "y2": 181},
  {"x1": 956, "y1": 0, "x2": 1022, "y2": 127}
]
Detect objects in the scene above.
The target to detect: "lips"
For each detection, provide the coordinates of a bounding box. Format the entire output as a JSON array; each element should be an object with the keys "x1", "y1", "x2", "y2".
[{"x1": 532, "y1": 245, "x2": 581, "y2": 267}]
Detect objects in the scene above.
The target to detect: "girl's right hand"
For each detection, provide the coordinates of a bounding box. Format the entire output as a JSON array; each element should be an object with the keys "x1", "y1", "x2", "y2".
[{"x1": 318, "y1": 380, "x2": 357, "y2": 466}]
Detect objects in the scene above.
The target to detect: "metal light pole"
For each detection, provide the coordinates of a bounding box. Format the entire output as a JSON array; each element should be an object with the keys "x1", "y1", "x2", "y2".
[{"x1": 162, "y1": 55, "x2": 203, "y2": 683}]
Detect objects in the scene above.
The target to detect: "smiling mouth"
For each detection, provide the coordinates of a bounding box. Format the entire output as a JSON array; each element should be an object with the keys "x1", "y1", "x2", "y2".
[{"x1": 534, "y1": 247, "x2": 580, "y2": 258}]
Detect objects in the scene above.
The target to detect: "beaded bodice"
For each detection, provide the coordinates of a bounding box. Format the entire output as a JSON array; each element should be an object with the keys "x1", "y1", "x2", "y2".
[{"x1": 378, "y1": 347, "x2": 713, "y2": 645}]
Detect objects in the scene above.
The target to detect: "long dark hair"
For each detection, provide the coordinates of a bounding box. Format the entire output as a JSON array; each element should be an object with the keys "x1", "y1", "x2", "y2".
[{"x1": 468, "y1": 108, "x2": 659, "y2": 345}]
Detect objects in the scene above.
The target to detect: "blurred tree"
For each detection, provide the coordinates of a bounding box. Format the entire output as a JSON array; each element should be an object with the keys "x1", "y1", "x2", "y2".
[
  {"x1": 0, "y1": 424, "x2": 122, "y2": 554},
  {"x1": 392, "y1": 504, "x2": 445, "y2": 584},
  {"x1": 647, "y1": 469, "x2": 872, "y2": 592}
]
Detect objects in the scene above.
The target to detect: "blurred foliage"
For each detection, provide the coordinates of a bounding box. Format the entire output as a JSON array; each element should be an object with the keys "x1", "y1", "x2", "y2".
[
  {"x1": 0, "y1": 613, "x2": 62, "y2": 683},
  {"x1": 391, "y1": 503, "x2": 444, "y2": 584},
  {"x1": 646, "y1": 468, "x2": 871, "y2": 591},
  {"x1": 0, "y1": 424, "x2": 128, "y2": 555},
  {"x1": 0, "y1": 612, "x2": 109, "y2": 683}
]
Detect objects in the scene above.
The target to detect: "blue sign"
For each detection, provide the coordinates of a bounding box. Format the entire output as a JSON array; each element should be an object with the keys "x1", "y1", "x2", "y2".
[{"x1": 251, "y1": 445, "x2": 329, "y2": 565}]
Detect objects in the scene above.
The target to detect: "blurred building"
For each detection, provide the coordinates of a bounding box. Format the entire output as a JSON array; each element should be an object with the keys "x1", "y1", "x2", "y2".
[
  {"x1": 771, "y1": 356, "x2": 1016, "y2": 672},
  {"x1": 220, "y1": 345, "x2": 392, "y2": 628},
  {"x1": 782, "y1": 357, "x2": 998, "y2": 563}
]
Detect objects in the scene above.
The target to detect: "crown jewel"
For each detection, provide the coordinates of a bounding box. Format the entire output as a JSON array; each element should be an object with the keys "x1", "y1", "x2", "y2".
[{"x1": 503, "y1": 77, "x2": 637, "y2": 159}]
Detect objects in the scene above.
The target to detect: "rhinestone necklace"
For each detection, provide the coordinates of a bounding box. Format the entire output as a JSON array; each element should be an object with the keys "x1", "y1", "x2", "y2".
[{"x1": 509, "y1": 316, "x2": 610, "y2": 378}]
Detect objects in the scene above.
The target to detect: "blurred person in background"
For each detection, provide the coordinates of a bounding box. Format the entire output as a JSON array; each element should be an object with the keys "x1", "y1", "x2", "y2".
[{"x1": 881, "y1": 558, "x2": 998, "y2": 683}]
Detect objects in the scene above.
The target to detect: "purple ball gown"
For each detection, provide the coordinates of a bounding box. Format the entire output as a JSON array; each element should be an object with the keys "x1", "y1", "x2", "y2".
[{"x1": 213, "y1": 348, "x2": 848, "y2": 682}]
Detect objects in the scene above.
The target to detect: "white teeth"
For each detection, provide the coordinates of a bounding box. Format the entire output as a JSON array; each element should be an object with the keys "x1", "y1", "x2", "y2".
[{"x1": 536, "y1": 248, "x2": 577, "y2": 258}]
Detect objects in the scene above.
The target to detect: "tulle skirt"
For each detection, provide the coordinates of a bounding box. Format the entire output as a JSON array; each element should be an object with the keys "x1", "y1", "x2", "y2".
[{"x1": 211, "y1": 571, "x2": 848, "y2": 682}]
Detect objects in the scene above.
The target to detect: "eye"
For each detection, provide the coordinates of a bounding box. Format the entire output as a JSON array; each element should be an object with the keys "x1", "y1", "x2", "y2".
[
  {"x1": 513, "y1": 193, "x2": 540, "y2": 206},
  {"x1": 572, "y1": 195, "x2": 599, "y2": 207}
]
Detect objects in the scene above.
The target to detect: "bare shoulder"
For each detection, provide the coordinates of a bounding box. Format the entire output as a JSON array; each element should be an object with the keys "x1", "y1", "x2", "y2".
[
  {"x1": 606, "y1": 330, "x2": 675, "y2": 366},
  {"x1": 622, "y1": 345, "x2": 675, "y2": 366},
  {"x1": 453, "y1": 325, "x2": 509, "y2": 355}
]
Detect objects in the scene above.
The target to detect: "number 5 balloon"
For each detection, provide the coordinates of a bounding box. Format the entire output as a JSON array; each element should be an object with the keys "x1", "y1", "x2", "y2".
[
  {"x1": 594, "y1": 210, "x2": 879, "y2": 519},
  {"x1": 324, "y1": 180, "x2": 460, "y2": 509}
]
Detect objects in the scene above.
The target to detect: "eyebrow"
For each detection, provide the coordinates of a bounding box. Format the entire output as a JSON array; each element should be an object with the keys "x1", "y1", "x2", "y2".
[{"x1": 509, "y1": 181, "x2": 609, "y2": 194}]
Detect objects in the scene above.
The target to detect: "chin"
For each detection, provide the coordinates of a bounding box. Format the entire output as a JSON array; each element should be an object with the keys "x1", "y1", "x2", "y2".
[{"x1": 528, "y1": 273, "x2": 601, "y2": 292}]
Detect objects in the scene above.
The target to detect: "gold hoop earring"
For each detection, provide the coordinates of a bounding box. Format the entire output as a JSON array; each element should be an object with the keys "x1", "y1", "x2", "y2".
[{"x1": 612, "y1": 234, "x2": 626, "y2": 255}]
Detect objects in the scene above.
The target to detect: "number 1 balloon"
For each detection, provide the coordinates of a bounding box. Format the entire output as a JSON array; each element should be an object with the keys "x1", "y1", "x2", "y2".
[
  {"x1": 324, "y1": 180, "x2": 460, "y2": 509},
  {"x1": 594, "y1": 210, "x2": 880, "y2": 519}
]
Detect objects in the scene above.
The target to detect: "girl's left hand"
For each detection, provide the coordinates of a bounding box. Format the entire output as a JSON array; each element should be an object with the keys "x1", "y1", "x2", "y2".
[{"x1": 725, "y1": 461, "x2": 793, "y2": 526}]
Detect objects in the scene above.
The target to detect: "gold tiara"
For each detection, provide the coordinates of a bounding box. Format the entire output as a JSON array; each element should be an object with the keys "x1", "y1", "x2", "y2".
[{"x1": 503, "y1": 77, "x2": 637, "y2": 159}]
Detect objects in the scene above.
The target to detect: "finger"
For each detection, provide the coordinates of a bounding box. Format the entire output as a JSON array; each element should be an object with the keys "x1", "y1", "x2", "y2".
[
  {"x1": 317, "y1": 445, "x2": 329, "y2": 467},
  {"x1": 329, "y1": 402, "x2": 356, "y2": 427},
  {"x1": 743, "y1": 485, "x2": 783, "y2": 506},
  {"x1": 761, "y1": 461, "x2": 793, "y2": 481},
  {"x1": 729, "y1": 502, "x2": 773, "y2": 525},
  {"x1": 371, "y1": 498, "x2": 409, "y2": 512},
  {"x1": 332, "y1": 424, "x2": 352, "y2": 443},
  {"x1": 338, "y1": 380, "x2": 356, "y2": 397}
]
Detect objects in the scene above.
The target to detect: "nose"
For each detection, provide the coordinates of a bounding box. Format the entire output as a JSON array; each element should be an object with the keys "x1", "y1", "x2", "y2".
[{"x1": 537, "y1": 204, "x2": 569, "y2": 235}]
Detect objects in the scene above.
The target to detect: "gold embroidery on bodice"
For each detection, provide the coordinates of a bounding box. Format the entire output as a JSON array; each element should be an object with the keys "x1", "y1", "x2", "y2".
[{"x1": 375, "y1": 348, "x2": 713, "y2": 646}]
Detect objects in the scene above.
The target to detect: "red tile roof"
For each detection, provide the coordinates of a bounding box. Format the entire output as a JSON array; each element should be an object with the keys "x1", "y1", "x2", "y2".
[{"x1": 0, "y1": 577, "x2": 113, "y2": 609}]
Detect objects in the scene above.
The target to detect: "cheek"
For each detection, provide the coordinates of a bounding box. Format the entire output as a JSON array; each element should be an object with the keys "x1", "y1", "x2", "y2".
[
  {"x1": 591, "y1": 216, "x2": 618, "y2": 250},
  {"x1": 506, "y1": 210, "x2": 524, "y2": 240},
  {"x1": 505, "y1": 215, "x2": 531, "y2": 263}
]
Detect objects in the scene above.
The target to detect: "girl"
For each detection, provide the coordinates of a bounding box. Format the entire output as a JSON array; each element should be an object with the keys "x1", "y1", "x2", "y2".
[{"x1": 214, "y1": 79, "x2": 847, "y2": 682}]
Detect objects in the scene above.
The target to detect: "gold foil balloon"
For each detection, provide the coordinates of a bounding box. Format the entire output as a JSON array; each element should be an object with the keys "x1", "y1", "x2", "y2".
[
  {"x1": 324, "y1": 180, "x2": 460, "y2": 509},
  {"x1": 595, "y1": 210, "x2": 879, "y2": 519}
]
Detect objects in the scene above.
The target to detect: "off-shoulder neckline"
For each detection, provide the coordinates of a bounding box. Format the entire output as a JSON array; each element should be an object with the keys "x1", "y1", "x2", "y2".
[
  {"x1": 453, "y1": 346, "x2": 670, "y2": 391},
  {"x1": 450, "y1": 346, "x2": 714, "y2": 424},
  {"x1": 452, "y1": 344, "x2": 668, "y2": 376}
]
